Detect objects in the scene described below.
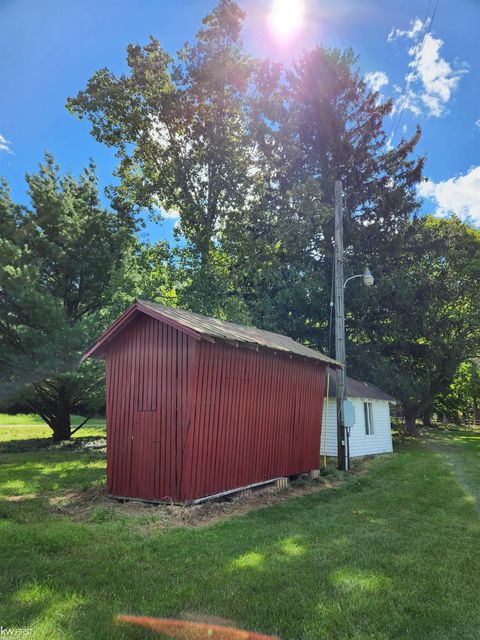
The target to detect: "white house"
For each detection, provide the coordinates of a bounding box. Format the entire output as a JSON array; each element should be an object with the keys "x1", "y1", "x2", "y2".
[{"x1": 320, "y1": 369, "x2": 395, "y2": 458}]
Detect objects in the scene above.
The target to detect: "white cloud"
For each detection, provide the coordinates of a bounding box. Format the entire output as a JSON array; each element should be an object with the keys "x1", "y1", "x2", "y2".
[
  {"x1": 388, "y1": 17, "x2": 425, "y2": 42},
  {"x1": 393, "y1": 89, "x2": 422, "y2": 117},
  {"x1": 388, "y1": 18, "x2": 465, "y2": 118},
  {"x1": 475, "y1": 118, "x2": 480, "y2": 128},
  {"x1": 364, "y1": 71, "x2": 389, "y2": 94},
  {"x1": 0, "y1": 133, "x2": 12, "y2": 153},
  {"x1": 163, "y1": 208, "x2": 180, "y2": 219},
  {"x1": 150, "y1": 196, "x2": 180, "y2": 220},
  {"x1": 418, "y1": 166, "x2": 480, "y2": 225},
  {"x1": 412, "y1": 33, "x2": 463, "y2": 117}
]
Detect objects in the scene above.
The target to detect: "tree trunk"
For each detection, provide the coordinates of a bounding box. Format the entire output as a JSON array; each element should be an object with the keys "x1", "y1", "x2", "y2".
[
  {"x1": 30, "y1": 381, "x2": 74, "y2": 442},
  {"x1": 422, "y1": 408, "x2": 432, "y2": 428},
  {"x1": 473, "y1": 400, "x2": 480, "y2": 425},
  {"x1": 51, "y1": 405, "x2": 72, "y2": 442},
  {"x1": 404, "y1": 406, "x2": 419, "y2": 435}
]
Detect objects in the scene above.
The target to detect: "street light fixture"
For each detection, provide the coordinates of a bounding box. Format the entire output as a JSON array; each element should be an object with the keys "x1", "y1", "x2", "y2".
[
  {"x1": 363, "y1": 267, "x2": 374, "y2": 287},
  {"x1": 344, "y1": 267, "x2": 374, "y2": 289}
]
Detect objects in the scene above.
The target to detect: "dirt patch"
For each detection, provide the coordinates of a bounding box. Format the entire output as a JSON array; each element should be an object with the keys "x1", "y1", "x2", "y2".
[
  {"x1": 3, "y1": 493, "x2": 37, "y2": 502},
  {"x1": 50, "y1": 459, "x2": 367, "y2": 530},
  {"x1": 139, "y1": 480, "x2": 342, "y2": 532}
]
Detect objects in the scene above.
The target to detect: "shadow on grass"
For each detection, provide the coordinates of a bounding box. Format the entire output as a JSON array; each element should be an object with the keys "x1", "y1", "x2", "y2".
[
  {"x1": 0, "y1": 435, "x2": 106, "y2": 455},
  {"x1": 0, "y1": 448, "x2": 106, "y2": 498}
]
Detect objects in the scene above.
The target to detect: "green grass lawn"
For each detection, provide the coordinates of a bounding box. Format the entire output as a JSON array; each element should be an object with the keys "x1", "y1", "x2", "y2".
[
  {"x1": 1, "y1": 418, "x2": 480, "y2": 639},
  {"x1": 0, "y1": 413, "x2": 106, "y2": 443}
]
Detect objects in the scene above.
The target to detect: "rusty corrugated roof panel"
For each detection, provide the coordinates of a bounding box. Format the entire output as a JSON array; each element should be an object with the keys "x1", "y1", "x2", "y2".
[
  {"x1": 325, "y1": 367, "x2": 395, "y2": 401},
  {"x1": 137, "y1": 300, "x2": 341, "y2": 367}
]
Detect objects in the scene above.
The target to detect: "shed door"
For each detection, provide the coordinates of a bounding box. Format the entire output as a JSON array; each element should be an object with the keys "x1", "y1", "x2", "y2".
[{"x1": 130, "y1": 410, "x2": 160, "y2": 500}]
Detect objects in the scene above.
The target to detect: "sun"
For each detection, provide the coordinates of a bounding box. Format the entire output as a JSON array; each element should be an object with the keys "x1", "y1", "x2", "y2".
[{"x1": 268, "y1": 0, "x2": 305, "y2": 43}]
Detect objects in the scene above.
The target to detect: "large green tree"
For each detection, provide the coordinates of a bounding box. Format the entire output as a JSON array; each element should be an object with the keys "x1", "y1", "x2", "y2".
[
  {"x1": 66, "y1": 0, "x2": 425, "y2": 333},
  {"x1": 67, "y1": 0, "x2": 260, "y2": 315},
  {"x1": 349, "y1": 216, "x2": 480, "y2": 432},
  {"x1": 225, "y1": 44, "x2": 424, "y2": 350},
  {"x1": 433, "y1": 359, "x2": 480, "y2": 425},
  {"x1": 0, "y1": 154, "x2": 134, "y2": 441}
]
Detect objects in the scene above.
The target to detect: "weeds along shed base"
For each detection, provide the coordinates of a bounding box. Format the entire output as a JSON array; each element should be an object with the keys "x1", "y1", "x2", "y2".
[{"x1": 82, "y1": 301, "x2": 340, "y2": 503}]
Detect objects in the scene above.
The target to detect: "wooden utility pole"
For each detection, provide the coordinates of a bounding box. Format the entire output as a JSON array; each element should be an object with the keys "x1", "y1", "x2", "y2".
[{"x1": 334, "y1": 180, "x2": 347, "y2": 471}]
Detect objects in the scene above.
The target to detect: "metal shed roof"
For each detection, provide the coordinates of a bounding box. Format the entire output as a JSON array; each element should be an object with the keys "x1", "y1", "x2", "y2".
[
  {"x1": 325, "y1": 367, "x2": 395, "y2": 402},
  {"x1": 82, "y1": 299, "x2": 341, "y2": 367},
  {"x1": 139, "y1": 301, "x2": 341, "y2": 366}
]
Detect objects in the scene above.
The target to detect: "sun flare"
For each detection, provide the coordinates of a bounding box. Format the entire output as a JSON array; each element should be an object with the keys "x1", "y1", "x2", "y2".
[{"x1": 268, "y1": 0, "x2": 305, "y2": 43}]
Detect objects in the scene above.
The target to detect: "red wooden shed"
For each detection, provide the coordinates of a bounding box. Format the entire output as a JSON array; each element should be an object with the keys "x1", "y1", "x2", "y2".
[{"x1": 82, "y1": 300, "x2": 340, "y2": 503}]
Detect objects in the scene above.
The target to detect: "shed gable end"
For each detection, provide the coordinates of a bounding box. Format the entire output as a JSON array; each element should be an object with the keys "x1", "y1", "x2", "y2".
[{"x1": 105, "y1": 313, "x2": 197, "y2": 500}]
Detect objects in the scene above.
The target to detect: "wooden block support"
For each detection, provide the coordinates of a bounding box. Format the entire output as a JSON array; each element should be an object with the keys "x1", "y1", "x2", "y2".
[
  {"x1": 310, "y1": 469, "x2": 320, "y2": 480},
  {"x1": 275, "y1": 477, "x2": 288, "y2": 489}
]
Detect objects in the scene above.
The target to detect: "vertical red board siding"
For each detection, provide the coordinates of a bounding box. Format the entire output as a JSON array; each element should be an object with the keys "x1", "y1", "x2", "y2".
[
  {"x1": 179, "y1": 340, "x2": 326, "y2": 501},
  {"x1": 104, "y1": 314, "x2": 326, "y2": 502}
]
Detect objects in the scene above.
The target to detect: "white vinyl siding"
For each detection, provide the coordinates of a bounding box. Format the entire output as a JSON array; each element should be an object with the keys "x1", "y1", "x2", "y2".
[{"x1": 320, "y1": 397, "x2": 393, "y2": 458}]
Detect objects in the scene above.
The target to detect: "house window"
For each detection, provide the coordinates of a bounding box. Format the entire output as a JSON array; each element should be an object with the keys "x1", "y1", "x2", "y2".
[{"x1": 364, "y1": 402, "x2": 374, "y2": 435}]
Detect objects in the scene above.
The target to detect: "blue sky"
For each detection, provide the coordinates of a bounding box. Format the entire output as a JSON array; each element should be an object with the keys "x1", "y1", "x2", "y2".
[{"x1": 0, "y1": 0, "x2": 479, "y2": 242}]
